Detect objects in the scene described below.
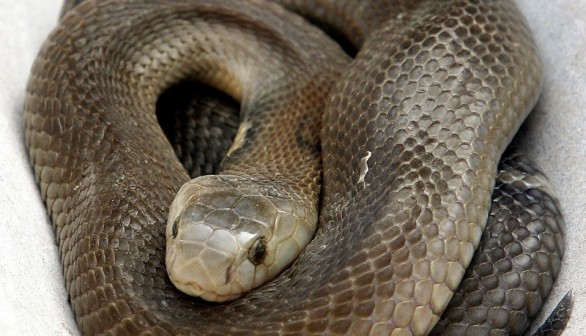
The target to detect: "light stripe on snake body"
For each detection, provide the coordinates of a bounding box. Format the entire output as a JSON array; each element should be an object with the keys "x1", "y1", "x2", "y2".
[{"x1": 25, "y1": 0, "x2": 566, "y2": 334}]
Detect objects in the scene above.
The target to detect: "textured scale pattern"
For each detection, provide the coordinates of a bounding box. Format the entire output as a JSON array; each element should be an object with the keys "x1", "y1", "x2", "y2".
[
  {"x1": 157, "y1": 82, "x2": 240, "y2": 178},
  {"x1": 430, "y1": 151, "x2": 565, "y2": 335},
  {"x1": 25, "y1": 0, "x2": 566, "y2": 335},
  {"x1": 316, "y1": 1, "x2": 543, "y2": 333}
]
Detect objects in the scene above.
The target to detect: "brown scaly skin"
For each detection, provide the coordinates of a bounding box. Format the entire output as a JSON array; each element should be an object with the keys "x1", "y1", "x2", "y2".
[{"x1": 26, "y1": 0, "x2": 565, "y2": 334}]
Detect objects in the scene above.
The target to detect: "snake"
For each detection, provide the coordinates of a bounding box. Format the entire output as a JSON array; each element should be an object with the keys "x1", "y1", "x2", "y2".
[{"x1": 24, "y1": 0, "x2": 568, "y2": 335}]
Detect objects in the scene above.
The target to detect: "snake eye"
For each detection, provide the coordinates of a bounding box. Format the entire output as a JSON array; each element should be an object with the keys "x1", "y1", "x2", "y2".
[
  {"x1": 171, "y1": 218, "x2": 179, "y2": 239},
  {"x1": 248, "y1": 237, "x2": 267, "y2": 265}
]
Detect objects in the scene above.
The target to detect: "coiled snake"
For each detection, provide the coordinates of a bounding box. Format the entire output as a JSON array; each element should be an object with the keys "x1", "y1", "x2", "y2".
[{"x1": 25, "y1": 0, "x2": 568, "y2": 334}]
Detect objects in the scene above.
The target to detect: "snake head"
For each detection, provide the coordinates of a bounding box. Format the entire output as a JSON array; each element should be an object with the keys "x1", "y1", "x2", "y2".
[{"x1": 166, "y1": 175, "x2": 316, "y2": 302}]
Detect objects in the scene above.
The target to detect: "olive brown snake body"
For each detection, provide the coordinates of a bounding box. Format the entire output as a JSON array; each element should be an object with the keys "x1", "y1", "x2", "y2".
[{"x1": 24, "y1": 0, "x2": 568, "y2": 334}]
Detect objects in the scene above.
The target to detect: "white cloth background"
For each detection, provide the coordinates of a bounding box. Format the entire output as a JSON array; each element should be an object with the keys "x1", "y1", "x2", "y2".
[{"x1": 1, "y1": 0, "x2": 584, "y2": 334}]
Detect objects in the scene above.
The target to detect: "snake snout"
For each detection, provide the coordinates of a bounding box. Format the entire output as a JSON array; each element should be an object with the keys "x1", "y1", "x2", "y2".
[{"x1": 166, "y1": 222, "x2": 244, "y2": 302}]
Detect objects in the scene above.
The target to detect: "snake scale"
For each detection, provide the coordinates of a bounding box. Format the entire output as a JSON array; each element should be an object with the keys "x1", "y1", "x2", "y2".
[{"x1": 24, "y1": 0, "x2": 567, "y2": 335}]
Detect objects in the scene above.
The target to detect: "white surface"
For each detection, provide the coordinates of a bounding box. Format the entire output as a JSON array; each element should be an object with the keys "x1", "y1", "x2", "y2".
[
  {"x1": 0, "y1": 0, "x2": 78, "y2": 335},
  {"x1": 0, "y1": 0, "x2": 584, "y2": 335}
]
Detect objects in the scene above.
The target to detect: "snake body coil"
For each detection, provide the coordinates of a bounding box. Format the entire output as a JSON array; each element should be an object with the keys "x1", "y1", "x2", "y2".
[{"x1": 25, "y1": 0, "x2": 565, "y2": 334}]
